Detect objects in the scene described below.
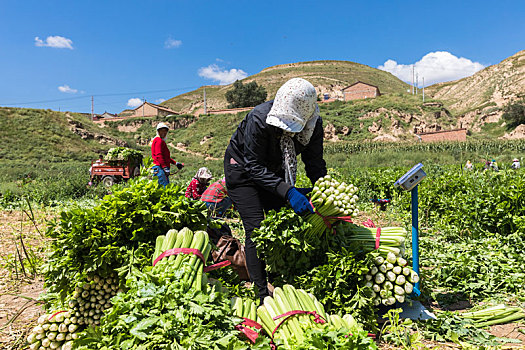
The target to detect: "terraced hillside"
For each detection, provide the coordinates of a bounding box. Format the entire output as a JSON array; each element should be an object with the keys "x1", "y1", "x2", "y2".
[{"x1": 161, "y1": 60, "x2": 410, "y2": 114}]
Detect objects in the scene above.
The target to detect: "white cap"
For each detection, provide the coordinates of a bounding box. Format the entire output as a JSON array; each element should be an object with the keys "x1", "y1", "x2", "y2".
[{"x1": 156, "y1": 122, "x2": 169, "y2": 130}]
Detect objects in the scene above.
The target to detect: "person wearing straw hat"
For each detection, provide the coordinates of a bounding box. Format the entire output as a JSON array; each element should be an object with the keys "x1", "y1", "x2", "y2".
[
  {"x1": 185, "y1": 167, "x2": 213, "y2": 200},
  {"x1": 224, "y1": 78, "x2": 327, "y2": 303},
  {"x1": 511, "y1": 158, "x2": 520, "y2": 169},
  {"x1": 151, "y1": 122, "x2": 183, "y2": 187}
]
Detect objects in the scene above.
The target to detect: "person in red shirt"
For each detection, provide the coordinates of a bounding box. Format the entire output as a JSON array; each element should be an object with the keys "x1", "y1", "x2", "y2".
[
  {"x1": 185, "y1": 167, "x2": 212, "y2": 199},
  {"x1": 151, "y1": 122, "x2": 183, "y2": 187},
  {"x1": 201, "y1": 177, "x2": 232, "y2": 217}
]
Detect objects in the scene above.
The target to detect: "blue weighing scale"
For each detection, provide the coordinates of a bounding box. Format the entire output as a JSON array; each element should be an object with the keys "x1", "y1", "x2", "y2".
[{"x1": 391, "y1": 163, "x2": 435, "y2": 320}]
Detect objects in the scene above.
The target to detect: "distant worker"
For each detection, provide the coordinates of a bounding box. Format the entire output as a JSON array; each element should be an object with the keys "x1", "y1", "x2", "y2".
[
  {"x1": 465, "y1": 160, "x2": 473, "y2": 171},
  {"x1": 185, "y1": 167, "x2": 213, "y2": 200},
  {"x1": 95, "y1": 154, "x2": 105, "y2": 165},
  {"x1": 490, "y1": 159, "x2": 499, "y2": 172},
  {"x1": 89, "y1": 154, "x2": 105, "y2": 177},
  {"x1": 201, "y1": 177, "x2": 232, "y2": 217},
  {"x1": 151, "y1": 122, "x2": 183, "y2": 187},
  {"x1": 484, "y1": 159, "x2": 491, "y2": 171},
  {"x1": 511, "y1": 158, "x2": 521, "y2": 169}
]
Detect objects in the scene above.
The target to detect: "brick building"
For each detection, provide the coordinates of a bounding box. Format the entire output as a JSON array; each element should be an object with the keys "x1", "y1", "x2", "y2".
[
  {"x1": 131, "y1": 102, "x2": 179, "y2": 118},
  {"x1": 417, "y1": 128, "x2": 468, "y2": 142},
  {"x1": 100, "y1": 111, "x2": 118, "y2": 118},
  {"x1": 342, "y1": 82, "x2": 381, "y2": 101}
]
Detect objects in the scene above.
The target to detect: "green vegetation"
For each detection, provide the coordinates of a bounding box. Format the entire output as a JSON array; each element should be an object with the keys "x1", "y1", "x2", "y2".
[
  {"x1": 502, "y1": 97, "x2": 525, "y2": 129},
  {"x1": 0, "y1": 161, "x2": 108, "y2": 207},
  {"x1": 44, "y1": 178, "x2": 208, "y2": 301},
  {"x1": 225, "y1": 80, "x2": 267, "y2": 108},
  {"x1": 0, "y1": 107, "x2": 138, "y2": 162},
  {"x1": 320, "y1": 94, "x2": 450, "y2": 141},
  {"x1": 324, "y1": 139, "x2": 525, "y2": 168}
]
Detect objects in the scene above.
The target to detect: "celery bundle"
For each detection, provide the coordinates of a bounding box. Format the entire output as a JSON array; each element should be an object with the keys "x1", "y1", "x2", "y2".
[
  {"x1": 256, "y1": 284, "x2": 365, "y2": 347},
  {"x1": 257, "y1": 285, "x2": 328, "y2": 346},
  {"x1": 364, "y1": 252, "x2": 419, "y2": 306},
  {"x1": 26, "y1": 312, "x2": 80, "y2": 350},
  {"x1": 307, "y1": 175, "x2": 359, "y2": 235},
  {"x1": 337, "y1": 222, "x2": 406, "y2": 257},
  {"x1": 152, "y1": 228, "x2": 211, "y2": 291},
  {"x1": 461, "y1": 304, "x2": 525, "y2": 327},
  {"x1": 232, "y1": 297, "x2": 258, "y2": 321}
]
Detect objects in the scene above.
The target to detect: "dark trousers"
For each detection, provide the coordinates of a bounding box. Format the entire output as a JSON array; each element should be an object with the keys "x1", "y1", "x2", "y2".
[{"x1": 224, "y1": 153, "x2": 286, "y2": 301}]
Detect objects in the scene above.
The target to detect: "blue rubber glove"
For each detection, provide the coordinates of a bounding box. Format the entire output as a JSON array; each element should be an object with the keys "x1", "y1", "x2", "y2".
[
  {"x1": 286, "y1": 187, "x2": 314, "y2": 215},
  {"x1": 296, "y1": 187, "x2": 313, "y2": 196}
]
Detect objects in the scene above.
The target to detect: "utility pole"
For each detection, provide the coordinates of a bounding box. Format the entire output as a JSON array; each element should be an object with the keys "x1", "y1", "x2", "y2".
[
  {"x1": 203, "y1": 88, "x2": 207, "y2": 115},
  {"x1": 412, "y1": 65, "x2": 415, "y2": 95},
  {"x1": 91, "y1": 96, "x2": 94, "y2": 121},
  {"x1": 416, "y1": 73, "x2": 419, "y2": 95},
  {"x1": 422, "y1": 77, "x2": 425, "y2": 102}
]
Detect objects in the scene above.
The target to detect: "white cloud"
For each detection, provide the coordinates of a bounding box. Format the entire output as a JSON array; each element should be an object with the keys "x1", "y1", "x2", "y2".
[
  {"x1": 164, "y1": 38, "x2": 182, "y2": 49},
  {"x1": 155, "y1": 98, "x2": 166, "y2": 104},
  {"x1": 198, "y1": 64, "x2": 248, "y2": 85},
  {"x1": 58, "y1": 85, "x2": 78, "y2": 93},
  {"x1": 378, "y1": 51, "x2": 485, "y2": 86},
  {"x1": 127, "y1": 98, "x2": 143, "y2": 108},
  {"x1": 35, "y1": 36, "x2": 73, "y2": 49}
]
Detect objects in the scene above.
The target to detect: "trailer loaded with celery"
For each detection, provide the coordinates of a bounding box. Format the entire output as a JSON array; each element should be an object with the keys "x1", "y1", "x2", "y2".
[{"x1": 28, "y1": 174, "x2": 524, "y2": 349}]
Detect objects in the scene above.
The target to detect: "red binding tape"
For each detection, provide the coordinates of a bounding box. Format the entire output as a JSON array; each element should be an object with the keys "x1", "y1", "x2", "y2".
[
  {"x1": 309, "y1": 200, "x2": 353, "y2": 234},
  {"x1": 152, "y1": 248, "x2": 205, "y2": 267},
  {"x1": 375, "y1": 227, "x2": 381, "y2": 250},
  {"x1": 272, "y1": 310, "x2": 326, "y2": 338},
  {"x1": 362, "y1": 219, "x2": 376, "y2": 228},
  {"x1": 203, "y1": 260, "x2": 231, "y2": 273},
  {"x1": 48, "y1": 310, "x2": 67, "y2": 321},
  {"x1": 235, "y1": 317, "x2": 263, "y2": 344},
  {"x1": 153, "y1": 248, "x2": 232, "y2": 272}
]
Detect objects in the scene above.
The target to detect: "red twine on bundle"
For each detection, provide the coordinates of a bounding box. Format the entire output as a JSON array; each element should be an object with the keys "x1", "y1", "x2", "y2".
[
  {"x1": 309, "y1": 200, "x2": 353, "y2": 234},
  {"x1": 362, "y1": 219, "x2": 382, "y2": 250},
  {"x1": 375, "y1": 227, "x2": 381, "y2": 250},
  {"x1": 235, "y1": 317, "x2": 263, "y2": 344},
  {"x1": 152, "y1": 248, "x2": 231, "y2": 272},
  {"x1": 48, "y1": 310, "x2": 67, "y2": 321},
  {"x1": 271, "y1": 310, "x2": 326, "y2": 338}
]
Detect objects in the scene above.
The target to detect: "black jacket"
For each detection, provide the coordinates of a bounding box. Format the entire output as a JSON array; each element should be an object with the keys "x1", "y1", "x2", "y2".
[{"x1": 224, "y1": 100, "x2": 327, "y2": 199}]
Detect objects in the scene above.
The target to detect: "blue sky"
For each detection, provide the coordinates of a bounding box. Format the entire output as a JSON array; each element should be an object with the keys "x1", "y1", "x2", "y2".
[{"x1": 0, "y1": 0, "x2": 523, "y2": 114}]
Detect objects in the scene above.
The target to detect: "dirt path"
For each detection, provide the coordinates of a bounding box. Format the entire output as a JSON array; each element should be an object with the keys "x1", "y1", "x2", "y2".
[
  {"x1": 170, "y1": 142, "x2": 220, "y2": 161},
  {"x1": 0, "y1": 210, "x2": 51, "y2": 349}
]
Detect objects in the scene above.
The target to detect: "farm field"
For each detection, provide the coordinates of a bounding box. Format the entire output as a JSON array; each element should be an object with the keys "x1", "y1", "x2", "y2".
[{"x1": 1, "y1": 153, "x2": 524, "y2": 349}]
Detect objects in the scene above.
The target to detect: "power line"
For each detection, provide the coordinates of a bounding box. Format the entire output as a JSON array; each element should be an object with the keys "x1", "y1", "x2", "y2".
[{"x1": 0, "y1": 86, "x2": 200, "y2": 106}]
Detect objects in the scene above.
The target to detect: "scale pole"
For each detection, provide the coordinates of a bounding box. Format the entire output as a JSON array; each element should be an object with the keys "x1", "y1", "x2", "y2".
[{"x1": 411, "y1": 185, "x2": 421, "y2": 296}]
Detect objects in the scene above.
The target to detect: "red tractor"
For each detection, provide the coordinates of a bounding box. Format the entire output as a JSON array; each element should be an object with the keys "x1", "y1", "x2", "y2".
[{"x1": 90, "y1": 158, "x2": 141, "y2": 187}]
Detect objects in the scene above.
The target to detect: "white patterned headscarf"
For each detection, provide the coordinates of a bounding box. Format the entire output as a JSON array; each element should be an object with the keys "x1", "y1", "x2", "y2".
[
  {"x1": 266, "y1": 78, "x2": 320, "y2": 186},
  {"x1": 195, "y1": 167, "x2": 213, "y2": 182}
]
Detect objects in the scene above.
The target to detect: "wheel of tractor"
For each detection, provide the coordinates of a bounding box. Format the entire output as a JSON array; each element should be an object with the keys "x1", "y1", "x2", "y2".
[{"x1": 102, "y1": 176, "x2": 115, "y2": 187}]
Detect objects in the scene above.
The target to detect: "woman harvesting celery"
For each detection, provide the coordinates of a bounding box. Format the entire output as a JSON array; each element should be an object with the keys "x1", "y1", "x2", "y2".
[{"x1": 224, "y1": 78, "x2": 327, "y2": 304}]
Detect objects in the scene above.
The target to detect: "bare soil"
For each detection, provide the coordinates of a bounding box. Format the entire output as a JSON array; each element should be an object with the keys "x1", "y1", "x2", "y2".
[{"x1": 0, "y1": 210, "x2": 51, "y2": 349}]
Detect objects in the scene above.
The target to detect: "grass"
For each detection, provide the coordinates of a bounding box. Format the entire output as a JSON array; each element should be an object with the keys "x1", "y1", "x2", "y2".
[
  {"x1": 0, "y1": 107, "x2": 139, "y2": 162},
  {"x1": 320, "y1": 94, "x2": 450, "y2": 141}
]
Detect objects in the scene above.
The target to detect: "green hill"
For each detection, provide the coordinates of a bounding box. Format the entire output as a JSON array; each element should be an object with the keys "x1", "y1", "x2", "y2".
[
  {"x1": 161, "y1": 60, "x2": 410, "y2": 113},
  {"x1": 0, "y1": 107, "x2": 142, "y2": 163}
]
